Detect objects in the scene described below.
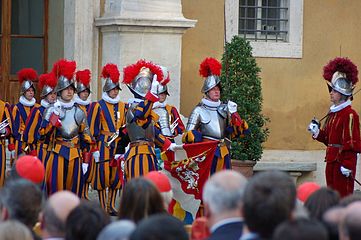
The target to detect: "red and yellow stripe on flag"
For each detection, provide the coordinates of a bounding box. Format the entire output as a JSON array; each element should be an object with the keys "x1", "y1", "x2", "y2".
[{"x1": 162, "y1": 141, "x2": 218, "y2": 222}]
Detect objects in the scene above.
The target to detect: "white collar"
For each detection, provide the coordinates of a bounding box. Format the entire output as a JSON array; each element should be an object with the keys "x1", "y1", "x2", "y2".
[
  {"x1": 210, "y1": 217, "x2": 243, "y2": 233},
  {"x1": 19, "y1": 96, "x2": 36, "y2": 107},
  {"x1": 153, "y1": 101, "x2": 166, "y2": 109},
  {"x1": 74, "y1": 94, "x2": 90, "y2": 106},
  {"x1": 40, "y1": 99, "x2": 52, "y2": 108},
  {"x1": 102, "y1": 92, "x2": 120, "y2": 104},
  {"x1": 128, "y1": 98, "x2": 142, "y2": 104},
  {"x1": 330, "y1": 100, "x2": 351, "y2": 113},
  {"x1": 201, "y1": 98, "x2": 221, "y2": 107},
  {"x1": 58, "y1": 98, "x2": 75, "y2": 108}
]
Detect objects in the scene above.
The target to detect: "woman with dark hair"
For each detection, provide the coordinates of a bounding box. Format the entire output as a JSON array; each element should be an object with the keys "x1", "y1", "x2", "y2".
[
  {"x1": 304, "y1": 187, "x2": 340, "y2": 220},
  {"x1": 118, "y1": 177, "x2": 166, "y2": 223}
]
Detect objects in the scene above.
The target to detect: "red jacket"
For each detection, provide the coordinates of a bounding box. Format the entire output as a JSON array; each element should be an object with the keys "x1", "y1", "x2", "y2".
[{"x1": 316, "y1": 105, "x2": 361, "y2": 169}]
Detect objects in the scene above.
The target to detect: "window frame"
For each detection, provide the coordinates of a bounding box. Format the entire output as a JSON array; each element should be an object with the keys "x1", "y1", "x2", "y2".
[{"x1": 225, "y1": 0, "x2": 303, "y2": 58}]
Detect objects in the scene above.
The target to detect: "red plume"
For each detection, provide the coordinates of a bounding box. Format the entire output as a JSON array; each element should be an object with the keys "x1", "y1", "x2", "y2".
[
  {"x1": 123, "y1": 60, "x2": 164, "y2": 85},
  {"x1": 76, "y1": 69, "x2": 91, "y2": 86},
  {"x1": 17, "y1": 68, "x2": 38, "y2": 84},
  {"x1": 101, "y1": 64, "x2": 120, "y2": 84},
  {"x1": 38, "y1": 73, "x2": 57, "y2": 90},
  {"x1": 52, "y1": 59, "x2": 76, "y2": 80},
  {"x1": 199, "y1": 57, "x2": 222, "y2": 78},
  {"x1": 323, "y1": 57, "x2": 358, "y2": 85}
]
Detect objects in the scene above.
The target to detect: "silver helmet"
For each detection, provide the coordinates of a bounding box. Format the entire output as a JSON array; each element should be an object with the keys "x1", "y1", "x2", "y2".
[
  {"x1": 103, "y1": 78, "x2": 121, "y2": 92},
  {"x1": 40, "y1": 85, "x2": 54, "y2": 98},
  {"x1": 157, "y1": 84, "x2": 169, "y2": 95},
  {"x1": 76, "y1": 82, "x2": 91, "y2": 94},
  {"x1": 328, "y1": 71, "x2": 353, "y2": 96},
  {"x1": 128, "y1": 67, "x2": 152, "y2": 97},
  {"x1": 54, "y1": 75, "x2": 75, "y2": 93},
  {"x1": 201, "y1": 75, "x2": 221, "y2": 93},
  {"x1": 20, "y1": 80, "x2": 35, "y2": 95}
]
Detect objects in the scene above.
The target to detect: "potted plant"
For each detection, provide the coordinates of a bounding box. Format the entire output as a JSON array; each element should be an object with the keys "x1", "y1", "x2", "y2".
[{"x1": 220, "y1": 35, "x2": 269, "y2": 177}]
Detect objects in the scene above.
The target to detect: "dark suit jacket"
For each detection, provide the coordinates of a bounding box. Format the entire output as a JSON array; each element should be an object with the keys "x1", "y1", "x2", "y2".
[{"x1": 207, "y1": 221, "x2": 243, "y2": 240}]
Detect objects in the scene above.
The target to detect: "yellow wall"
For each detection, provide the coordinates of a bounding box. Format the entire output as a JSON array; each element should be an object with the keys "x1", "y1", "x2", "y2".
[{"x1": 181, "y1": 0, "x2": 361, "y2": 150}]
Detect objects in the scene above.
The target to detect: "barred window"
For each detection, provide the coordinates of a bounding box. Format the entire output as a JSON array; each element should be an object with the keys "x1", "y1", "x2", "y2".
[{"x1": 239, "y1": 0, "x2": 289, "y2": 42}]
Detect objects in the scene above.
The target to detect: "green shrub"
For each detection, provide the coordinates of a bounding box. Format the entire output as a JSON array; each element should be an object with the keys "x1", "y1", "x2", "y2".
[{"x1": 221, "y1": 35, "x2": 269, "y2": 161}]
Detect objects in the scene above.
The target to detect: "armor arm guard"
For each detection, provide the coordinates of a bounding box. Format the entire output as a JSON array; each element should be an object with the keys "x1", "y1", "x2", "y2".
[
  {"x1": 1, "y1": 102, "x2": 12, "y2": 138},
  {"x1": 186, "y1": 106, "x2": 202, "y2": 132},
  {"x1": 76, "y1": 108, "x2": 94, "y2": 144},
  {"x1": 39, "y1": 107, "x2": 56, "y2": 138}
]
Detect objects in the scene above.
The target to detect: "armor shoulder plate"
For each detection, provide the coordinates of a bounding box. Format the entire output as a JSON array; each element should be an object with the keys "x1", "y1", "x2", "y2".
[
  {"x1": 217, "y1": 103, "x2": 228, "y2": 119},
  {"x1": 74, "y1": 106, "x2": 87, "y2": 126}
]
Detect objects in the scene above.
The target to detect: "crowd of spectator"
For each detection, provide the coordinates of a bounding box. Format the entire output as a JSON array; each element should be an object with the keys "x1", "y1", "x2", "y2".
[{"x1": 1, "y1": 155, "x2": 361, "y2": 240}]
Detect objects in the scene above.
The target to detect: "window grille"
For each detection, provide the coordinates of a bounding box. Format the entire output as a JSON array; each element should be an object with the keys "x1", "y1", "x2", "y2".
[{"x1": 239, "y1": 0, "x2": 288, "y2": 42}]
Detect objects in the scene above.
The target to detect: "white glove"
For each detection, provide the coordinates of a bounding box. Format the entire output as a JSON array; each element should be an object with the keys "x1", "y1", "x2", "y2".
[
  {"x1": 0, "y1": 127, "x2": 6, "y2": 134},
  {"x1": 340, "y1": 166, "x2": 352, "y2": 177},
  {"x1": 227, "y1": 100, "x2": 238, "y2": 114},
  {"x1": 93, "y1": 151, "x2": 100, "y2": 163},
  {"x1": 150, "y1": 75, "x2": 160, "y2": 95},
  {"x1": 308, "y1": 122, "x2": 320, "y2": 137},
  {"x1": 10, "y1": 150, "x2": 15, "y2": 159},
  {"x1": 114, "y1": 154, "x2": 124, "y2": 161},
  {"x1": 168, "y1": 143, "x2": 183, "y2": 152},
  {"x1": 82, "y1": 163, "x2": 89, "y2": 174}
]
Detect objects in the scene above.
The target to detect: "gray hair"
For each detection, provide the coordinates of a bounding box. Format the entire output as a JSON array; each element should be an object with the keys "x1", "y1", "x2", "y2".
[
  {"x1": 203, "y1": 170, "x2": 247, "y2": 214},
  {"x1": 97, "y1": 220, "x2": 136, "y2": 240}
]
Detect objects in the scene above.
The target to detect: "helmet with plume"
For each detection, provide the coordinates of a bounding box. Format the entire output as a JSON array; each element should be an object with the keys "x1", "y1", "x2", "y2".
[
  {"x1": 199, "y1": 57, "x2": 222, "y2": 93},
  {"x1": 52, "y1": 59, "x2": 76, "y2": 93},
  {"x1": 157, "y1": 66, "x2": 170, "y2": 96},
  {"x1": 123, "y1": 59, "x2": 166, "y2": 97},
  {"x1": 39, "y1": 72, "x2": 57, "y2": 98},
  {"x1": 102, "y1": 64, "x2": 121, "y2": 92},
  {"x1": 76, "y1": 69, "x2": 91, "y2": 94},
  {"x1": 17, "y1": 68, "x2": 38, "y2": 95},
  {"x1": 323, "y1": 57, "x2": 358, "y2": 96}
]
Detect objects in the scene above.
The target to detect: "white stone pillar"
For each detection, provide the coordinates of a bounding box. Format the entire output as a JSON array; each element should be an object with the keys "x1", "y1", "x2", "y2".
[
  {"x1": 63, "y1": 0, "x2": 101, "y2": 100},
  {"x1": 95, "y1": 0, "x2": 196, "y2": 108}
]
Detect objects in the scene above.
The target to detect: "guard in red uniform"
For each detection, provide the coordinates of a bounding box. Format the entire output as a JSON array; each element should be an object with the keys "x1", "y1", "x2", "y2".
[{"x1": 308, "y1": 57, "x2": 361, "y2": 197}]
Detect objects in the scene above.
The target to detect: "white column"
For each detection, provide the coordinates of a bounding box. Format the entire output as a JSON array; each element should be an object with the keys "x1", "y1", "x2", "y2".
[
  {"x1": 95, "y1": 0, "x2": 196, "y2": 108},
  {"x1": 63, "y1": 0, "x2": 101, "y2": 100}
]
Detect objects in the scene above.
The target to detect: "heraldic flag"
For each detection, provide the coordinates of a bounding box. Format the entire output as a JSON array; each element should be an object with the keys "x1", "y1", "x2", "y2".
[{"x1": 162, "y1": 141, "x2": 219, "y2": 223}]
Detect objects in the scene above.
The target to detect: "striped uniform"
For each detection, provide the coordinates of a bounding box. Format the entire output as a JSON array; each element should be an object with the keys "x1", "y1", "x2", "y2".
[
  {"x1": 124, "y1": 99, "x2": 171, "y2": 181},
  {"x1": 78, "y1": 102, "x2": 100, "y2": 200},
  {"x1": 23, "y1": 104, "x2": 51, "y2": 164},
  {"x1": 39, "y1": 103, "x2": 94, "y2": 197},
  {"x1": 10, "y1": 102, "x2": 40, "y2": 161},
  {"x1": 0, "y1": 101, "x2": 12, "y2": 187},
  {"x1": 92, "y1": 99, "x2": 126, "y2": 212}
]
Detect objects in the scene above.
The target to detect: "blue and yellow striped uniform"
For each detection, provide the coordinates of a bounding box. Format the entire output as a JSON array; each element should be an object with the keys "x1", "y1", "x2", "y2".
[{"x1": 0, "y1": 100, "x2": 12, "y2": 187}]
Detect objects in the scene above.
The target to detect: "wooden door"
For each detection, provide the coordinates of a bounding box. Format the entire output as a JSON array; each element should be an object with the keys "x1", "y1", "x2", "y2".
[{"x1": 0, "y1": 0, "x2": 48, "y2": 104}]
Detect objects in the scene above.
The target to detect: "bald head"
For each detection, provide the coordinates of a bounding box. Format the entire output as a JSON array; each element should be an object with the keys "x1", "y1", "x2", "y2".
[
  {"x1": 42, "y1": 191, "x2": 80, "y2": 237},
  {"x1": 48, "y1": 191, "x2": 80, "y2": 222},
  {"x1": 203, "y1": 170, "x2": 247, "y2": 215}
]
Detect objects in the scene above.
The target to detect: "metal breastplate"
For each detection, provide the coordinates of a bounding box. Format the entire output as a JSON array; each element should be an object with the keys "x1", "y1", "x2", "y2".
[
  {"x1": 153, "y1": 107, "x2": 172, "y2": 137},
  {"x1": 126, "y1": 102, "x2": 155, "y2": 142},
  {"x1": 58, "y1": 106, "x2": 85, "y2": 140},
  {"x1": 187, "y1": 103, "x2": 227, "y2": 140}
]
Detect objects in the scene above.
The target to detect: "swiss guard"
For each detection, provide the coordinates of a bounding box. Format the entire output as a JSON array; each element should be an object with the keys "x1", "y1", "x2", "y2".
[
  {"x1": 308, "y1": 57, "x2": 361, "y2": 197},
  {"x1": 92, "y1": 64, "x2": 126, "y2": 215},
  {"x1": 74, "y1": 69, "x2": 99, "y2": 200},
  {"x1": 23, "y1": 72, "x2": 57, "y2": 162},
  {"x1": 183, "y1": 57, "x2": 249, "y2": 174},
  {"x1": 121, "y1": 59, "x2": 175, "y2": 181},
  {"x1": 0, "y1": 99, "x2": 12, "y2": 187},
  {"x1": 9, "y1": 68, "x2": 40, "y2": 164},
  {"x1": 40, "y1": 59, "x2": 96, "y2": 197}
]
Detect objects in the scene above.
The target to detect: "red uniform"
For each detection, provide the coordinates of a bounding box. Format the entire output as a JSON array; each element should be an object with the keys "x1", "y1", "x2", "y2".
[{"x1": 315, "y1": 104, "x2": 361, "y2": 197}]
